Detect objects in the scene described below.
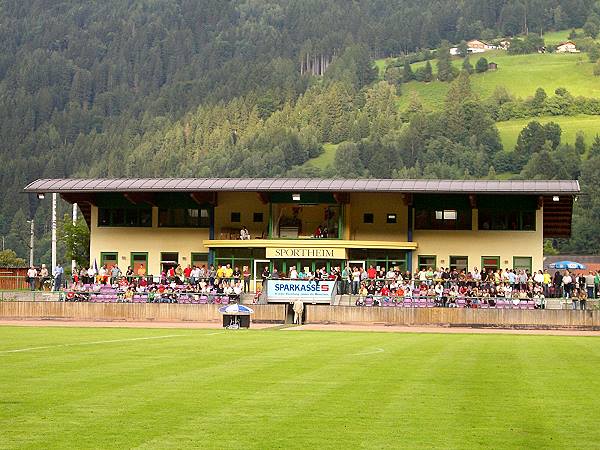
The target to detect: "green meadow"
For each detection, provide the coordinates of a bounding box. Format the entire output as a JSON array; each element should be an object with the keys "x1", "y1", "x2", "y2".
[
  {"x1": 377, "y1": 52, "x2": 598, "y2": 111},
  {"x1": 1, "y1": 326, "x2": 599, "y2": 449},
  {"x1": 497, "y1": 114, "x2": 600, "y2": 150}
]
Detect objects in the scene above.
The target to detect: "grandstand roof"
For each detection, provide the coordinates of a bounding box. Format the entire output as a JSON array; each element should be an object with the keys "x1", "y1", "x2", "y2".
[{"x1": 24, "y1": 178, "x2": 580, "y2": 195}]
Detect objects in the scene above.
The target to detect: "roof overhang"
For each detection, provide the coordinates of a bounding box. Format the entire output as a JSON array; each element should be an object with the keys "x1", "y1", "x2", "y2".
[{"x1": 24, "y1": 178, "x2": 581, "y2": 196}]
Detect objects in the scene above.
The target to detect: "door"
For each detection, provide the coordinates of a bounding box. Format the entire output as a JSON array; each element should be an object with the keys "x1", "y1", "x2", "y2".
[
  {"x1": 253, "y1": 259, "x2": 271, "y2": 293},
  {"x1": 348, "y1": 260, "x2": 366, "y2": 270}
]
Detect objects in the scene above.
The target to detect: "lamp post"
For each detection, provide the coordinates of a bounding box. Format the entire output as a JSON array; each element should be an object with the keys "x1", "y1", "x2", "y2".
[
  {"x1": 72, "y1": 203, "x2": 77, "y2": 275},
  {"x1": 26, "y1": 219, "x2": 34, "y2": 267},
  {"x1": 51, "y1": 193, "x2": 57, "y2": 273}
]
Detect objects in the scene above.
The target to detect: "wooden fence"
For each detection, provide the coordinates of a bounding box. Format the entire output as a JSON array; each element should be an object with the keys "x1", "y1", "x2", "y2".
[
  {"x1": 306, "y1": 306, "x2": 600, "y2": 330},
  {"x1": 0, "y1": 302, "x2": 286, "y2": 324}
]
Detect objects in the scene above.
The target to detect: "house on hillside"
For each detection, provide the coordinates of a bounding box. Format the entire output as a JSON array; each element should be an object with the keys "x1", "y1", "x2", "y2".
[
  {"x1": 450, "y1": 47, "x2": 460, "y2": 56},
  {"x1": 499, "y1": 40, "x2": 511, "y2": 50},
  {"x1": 556, "y1": 41, "x2": 579, "y2": 53},
  {"x1": 488, "y1": 62, "x2": 498, "y2": 71},
  {"x1": 467, "y1": 39, "x2": 495, "y2": 53}
]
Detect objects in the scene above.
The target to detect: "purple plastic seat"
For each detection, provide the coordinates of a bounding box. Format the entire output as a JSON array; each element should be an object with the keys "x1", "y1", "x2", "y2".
[{"x1": 199, "y1": 295, "x2": 208, "y2": 304}]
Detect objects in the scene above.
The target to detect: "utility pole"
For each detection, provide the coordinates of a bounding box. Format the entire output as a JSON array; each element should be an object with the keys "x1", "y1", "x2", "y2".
[{"x1": 52, "y1": 193, "x2": 57, "y2": 273}]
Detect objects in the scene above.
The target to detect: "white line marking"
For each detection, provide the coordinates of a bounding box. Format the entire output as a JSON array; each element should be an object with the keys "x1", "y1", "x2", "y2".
[
  {"x1": 352, "y1": 347, "x2": 385, "y2": 356},
  {"x1": 0, "y1": 334, "x2": 188, "y2": 354}
]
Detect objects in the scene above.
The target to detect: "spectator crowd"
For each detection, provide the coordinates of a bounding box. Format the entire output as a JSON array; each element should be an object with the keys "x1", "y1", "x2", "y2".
[{"x1": 25, "y1": 260, "x2": 600, "y2": 310}]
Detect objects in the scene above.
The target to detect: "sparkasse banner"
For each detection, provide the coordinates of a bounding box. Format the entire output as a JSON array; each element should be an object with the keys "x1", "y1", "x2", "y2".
[{"x1": 266, "y1": 280, "x2": 336, "y2": 300}]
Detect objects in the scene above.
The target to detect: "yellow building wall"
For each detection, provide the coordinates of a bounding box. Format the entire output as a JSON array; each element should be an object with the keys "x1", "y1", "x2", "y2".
[
  {"x1": 348, "y1": 193, "x2": 408, "y2": 241},
  {"x1": 214, "y1": 192, "x2": 269, "y2": 239},
  {"x1": 412, "y1": 209, "x2": 544, "y2": 271},
  {"x1": 89, "y1": 206, "x2": 209, "y2": 275}
]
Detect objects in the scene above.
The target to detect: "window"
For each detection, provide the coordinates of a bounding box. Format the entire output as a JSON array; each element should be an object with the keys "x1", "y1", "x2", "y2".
[
  {"x1": 363, "y1": 213, "x2": 374, "y2": 224},
  {"x1": 415, "y1": 208, "x2": 471, "y2": 230},
  {"x1": 231, "y1": 212, "x2": 241, "y2": 223},
  {"x1": 386, "y1": 213, "x2": 397, "y2": 224},
  {"x1": 98, "y1": 208, "x2": 152, "y2": 227},
  {"x1": 477, "y1": 195, "x2": 537, "y2": 231},
  {"x1": 131, "y1": 253, "x2": 148, "y2": 275},
  {"x1": 513, "y1": 256, "x2": 532, "y2": 273},
  {"x1": 253, "y1": 212, "x2": 263, "y2": 223},
  {"x1": 158, "y1": 208, "x2": 209, "y2": 228},
  {"x1": 418, "y1": 255, "x2": 436, "y2": 271},
  {"x1": 161, "y1": 252, "x2": 179, "y2": 272},
  {"x1": 101, "y1": 252, "x2": 118, "y2": 269},
  {"x1": 481, "y1": 256, "x2": 500, "y2": 271},
  {"x1": 450, "y1": 256, "x2": 468, "y2": 272},
  {"x1": 435, "y1": 210, "x2": 457, "y2": 220},
  {"x1": 191, "y1": 253, "x2": 209, "y2": 269},
  {"x1": 478, "y1": 209, "x2": 536, "y2": 231}
]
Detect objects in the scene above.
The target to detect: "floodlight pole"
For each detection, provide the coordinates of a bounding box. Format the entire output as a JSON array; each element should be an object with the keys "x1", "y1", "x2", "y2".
[
  {"x1": 28, "y1": 219, "x2": 34, "y2": 267},
  {"x1": 72, "y1": 203, "x2": 77, "y2": 275},
  {"x1": 51, "y1": 193, "x2": 57, "y2": 273}
]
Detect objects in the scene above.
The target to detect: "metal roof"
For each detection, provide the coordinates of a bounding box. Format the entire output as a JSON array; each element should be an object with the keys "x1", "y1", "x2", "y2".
[{"x1": 23, "y1": 178, "x2": 580, "y2": 195}]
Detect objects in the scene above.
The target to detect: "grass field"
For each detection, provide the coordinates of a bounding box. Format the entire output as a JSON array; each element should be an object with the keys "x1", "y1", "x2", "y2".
[
  {"x1": 497, "y1": 114, "x2": 600, "y2": 150},
  {"x1": 389, "y1": 52, "x2": 598, "y2": 110},
  {"x1": 1, "y1": 326, "x2": 599, "y2": 449},
  {"x1": 300, "y1": 142, "x2": 338, "y2": 170}
]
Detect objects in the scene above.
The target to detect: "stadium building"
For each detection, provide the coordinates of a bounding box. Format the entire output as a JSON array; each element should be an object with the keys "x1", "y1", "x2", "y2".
[{"x1": 25, "y1": 178, "x2": 579, "y2": 289}]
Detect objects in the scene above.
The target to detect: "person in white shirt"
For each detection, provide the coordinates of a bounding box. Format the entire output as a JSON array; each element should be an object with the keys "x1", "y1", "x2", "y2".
[
  {"x1": 27, "y1": 266, "x2": 38, "y2": 291},
  {"x1": 239, "y1": 226, "x2": 250, "y2": 240},
  {"x1": 562, "y1": 273, "x2": 573, "y2": 298},
  {"x1": 289, "y1": 267, "x2": 298, "y2": 279}
]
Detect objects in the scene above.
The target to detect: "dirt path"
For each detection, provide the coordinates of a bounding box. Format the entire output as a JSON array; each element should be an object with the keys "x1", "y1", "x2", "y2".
[
  {"x1": 0, "y1": 319, "x2": 598, "y2": 336},
  {"x1": 0, "y1": 319, "x2": 277, "y2": 330},
  {"x1": 286, "y1": 323, "x2": 600, "y2": 336}
]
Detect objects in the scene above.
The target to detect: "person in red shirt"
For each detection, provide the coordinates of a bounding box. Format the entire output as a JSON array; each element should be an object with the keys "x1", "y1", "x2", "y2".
[
  {"x1": 184, "y1": 265, "x2": 192, "y2": 280},
  {"x1": 367, "y1": 265, "x2": 377, "y2": 279}
]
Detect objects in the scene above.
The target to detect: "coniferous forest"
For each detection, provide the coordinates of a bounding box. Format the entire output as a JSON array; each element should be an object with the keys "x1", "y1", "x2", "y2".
[{"x1": 1, "y1": 0, "x2": 599, "y2": 263}]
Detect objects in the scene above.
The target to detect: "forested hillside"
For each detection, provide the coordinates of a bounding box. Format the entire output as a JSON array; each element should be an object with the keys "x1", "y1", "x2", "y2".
[{"x1": 1, "y1": 0, "x2": 598, "y2": 263}]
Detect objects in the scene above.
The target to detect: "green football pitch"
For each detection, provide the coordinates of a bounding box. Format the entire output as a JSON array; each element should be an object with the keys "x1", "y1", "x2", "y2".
[{"x1": 1, "y1": 326, "x2": 599, "y2": 449}]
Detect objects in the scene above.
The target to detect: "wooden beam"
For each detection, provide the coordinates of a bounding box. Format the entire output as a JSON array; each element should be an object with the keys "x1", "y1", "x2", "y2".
[
  {"x1": 257, "y1": 192, "x2": 269, "y2": 205},
  {"x1": 401, "y1": 193, "x2": 413, "y2": 206},
  {"x1": 469, "y1": 194, "x2": 477, "y2": 209},
  {"x1": 537, "y1": 196, "x2": 544, "y2": 209},
  {"x1": 122, "y1": 192, "x2": 156, "y2": 207},
  {"x1": 333, "y1": 192, "x2": 349, "y2": 204},
  {"x1": 60, "y1": 193, "x2": 96, "y2": 206},
  {"x1": 190, "y1": 192, "x2": 216, "y2": 206}
]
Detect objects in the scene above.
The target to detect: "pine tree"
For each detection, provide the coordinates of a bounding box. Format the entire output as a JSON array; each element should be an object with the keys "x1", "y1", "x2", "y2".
[
  {"x1": 402, "y1": 60, "x2": 414, "y2": 82},
  {"x1": 462, "y1": 56, "x2": 474, "y2": 74}
]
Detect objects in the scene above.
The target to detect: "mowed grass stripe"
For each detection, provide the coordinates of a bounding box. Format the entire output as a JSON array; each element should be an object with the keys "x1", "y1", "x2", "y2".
[{"x1": 0, "y1": 328, "x2": 598, "y2": 449}]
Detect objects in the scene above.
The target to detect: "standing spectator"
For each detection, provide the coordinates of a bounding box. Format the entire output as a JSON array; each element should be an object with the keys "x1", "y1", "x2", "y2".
[
  {"x1": 261, "y1": 266, "x2": 270, "y2": 290},
  {"x1": 293, "y1": 299, "x2": 304, "y2": 325},
  {"x1": 27, "y1": 266, "x2": 37, "y2": 291},
  {"x1": 184, "y1": 264, "x2": 192, "y2": 282},
  {"x1": 542, "y1": 269, "x2": 551, "y2": 297},
  {"x1": 562, "y1": 271, "x2": 573, "y2": 299},
  {"x1": 585, "y1": 271, "x2": 596, "y2": 300},
  {"x1": 578, "y1": 287, "x2": 588, "y2": 310},
  {"x1": 351, "y1": 266, "x2": 361, "y2": 295},
  {"x1": 367, "y1": 265, "x2": 377, "y2": 279},
  {"x1": 595, "y1": 271, "x2": 600, "y2": 299},
  {"x1": 553, "y1": 271, "x2": 563, "y2": 298},
  {"x1": 53, "y1": 263, "x2": 64, "y2": 291},
  {"x1": 242, "y1": 265, "x2": 251, "y2": 293},
  {"x1": 136, "y1": 263, "x2": 146, "y2": 277},
  {"x1": 110, "y1": 264, "x2": 121, "y2": 284},
  {"x1": 39, "y1": 264, "x2": 49, "y2": 290}
]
